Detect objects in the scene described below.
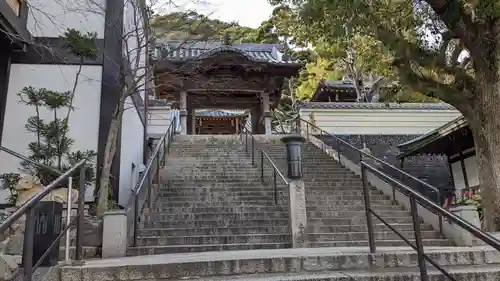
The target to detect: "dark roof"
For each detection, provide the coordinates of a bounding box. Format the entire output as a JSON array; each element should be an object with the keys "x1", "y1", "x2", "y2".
[
  {"x1": 299, "y1": 102, "x2": 458, "y2": 110},
  {"x1": 148, "y1": 98, "x2": 169, "y2": 106},
  {"x1": 154, "y1": 40, "x2": 303, "y2": 66},
  {"x1": 195, "y1": 109, "x2": 248, "y2": 117},
  {"x1": 397, "y1": 116, "x2": 471, "y2": 158}
]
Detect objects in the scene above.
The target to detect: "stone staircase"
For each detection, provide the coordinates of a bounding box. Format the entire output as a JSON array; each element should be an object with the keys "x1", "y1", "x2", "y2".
[
  {"x1": 128, "y1": 135, "x2": 292, "y2": 256},
  {"x1": 61, "y1": 134, "x2": 500, "y2": 281},
  {"x1": 254, "y1": 136, "x2": 454, "y2": 248}
]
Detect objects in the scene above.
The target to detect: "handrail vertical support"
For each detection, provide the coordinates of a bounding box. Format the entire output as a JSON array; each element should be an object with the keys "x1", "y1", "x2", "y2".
[
  {"x1": 251, "y1": 137, "x2": 255, "y2": 166},
  {"x1": 75, "y1": 167, "x2": 85, "y2": 261},
  {"x1": 260, "y1": 150, "x2": 264, "y2": 183},
  {"x1": 273, "y1": 169, "x2": 277, "y2": 204},
  {"x1": 410, "y1": 195, "x2": 429, "y2": 281},
  {"x1": 64, "y1": 177, "x2": 73, "y2": 262},
  {"x1": 22, "y1": 207, "x2": 36, "y2": 281},
  {"x1": 133, "y1": 195, "x2": 139, "y2": 247},
  {"x1": 361, "y1": 163, "x2": 376, "y2": 265}
]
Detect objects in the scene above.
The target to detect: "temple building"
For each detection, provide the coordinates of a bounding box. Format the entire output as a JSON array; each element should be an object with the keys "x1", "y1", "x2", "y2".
[
  {"x1": 152, "y1": 37, "x2": 304, "y2": 135},
  {"x1": 310, "y1": 78, "x2": 398, "y2": 103},
  {"x1": 310, "y1": 79, "x2": 358, "y2": 102},
  {"x1": 194, "y1": 109, "x2": 249, "y2": 134}
]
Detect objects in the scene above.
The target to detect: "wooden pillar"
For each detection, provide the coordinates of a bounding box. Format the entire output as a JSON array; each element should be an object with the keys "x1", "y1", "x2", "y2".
[
  {"x1": 261, "y1": 92, "x2": 272, "y2": 135},
  {"x1": 251, "y1": 106, "x2": 262, "y2": 134},
  {"x1": 180, "y1": 91, "x2": 187, "y2": 135}
]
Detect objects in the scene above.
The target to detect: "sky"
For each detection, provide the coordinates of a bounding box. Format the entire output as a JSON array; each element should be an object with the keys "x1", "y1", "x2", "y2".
[{"x1": 154, "y1": 0, "x2": 274, "y2": 28}]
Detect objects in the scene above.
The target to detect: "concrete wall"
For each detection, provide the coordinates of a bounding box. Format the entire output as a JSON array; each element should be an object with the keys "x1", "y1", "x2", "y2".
[
  {"x1": 148, "y1": 106, "x2": 172, "y2": 138},
  {"x1": 300, "y1": 103, "x2": 461, "y2": 135},
  {"x1": 117, "y1": 0, "x2": 148, "y2": 206},
  {"x1": 0, "y1": 64, "x2": 102, "y2": 202},
  {"x1": 119, "y1": 98, "x2": 144, "y2": 206}
]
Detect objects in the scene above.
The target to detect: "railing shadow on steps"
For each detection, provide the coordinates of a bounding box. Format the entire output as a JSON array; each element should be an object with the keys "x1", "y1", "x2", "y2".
[
  {"x1": 0, "y1": 146, "x2": 88, "y2": 281},
  {"x1": 127, "y1": 112, "x2": 177, "y2": 247},
  {"x1": 360, "y1": 161, "x2": 500, "y2": 281},
  {"x1": 239, "y1": 126, "x2": 288, "y2": 208},
  {"x1": 296, "y1": 118, "x2": 445, "y2": 234}
]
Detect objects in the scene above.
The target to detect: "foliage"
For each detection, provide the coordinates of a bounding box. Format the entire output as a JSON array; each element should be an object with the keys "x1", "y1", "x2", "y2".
[
  {"x1": 0, "y1": 173, "x2": 21, "y2": 205},
  {"x1": 268, "y1": 0, "x2": 500, "y2": 230},
  {"x1": 151, "y1": 11, "x2": 280, "y2": 43},
  {"x1": 0, "y1": 29, "x2": 98, "y2": 204},
  {"x1": 454, "y1": 188, "x2": 483, "y2": 222}
]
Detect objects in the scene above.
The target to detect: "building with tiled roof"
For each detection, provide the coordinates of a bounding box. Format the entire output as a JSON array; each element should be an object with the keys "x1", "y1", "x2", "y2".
[{"x1": 152, "y1": 36, "x2": 304, "y2": 135}]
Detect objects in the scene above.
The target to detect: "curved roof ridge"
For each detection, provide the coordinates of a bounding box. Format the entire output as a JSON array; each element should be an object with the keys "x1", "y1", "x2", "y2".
[{"x1": 197, "y1": 45, "x2": 255, "y2": 60}]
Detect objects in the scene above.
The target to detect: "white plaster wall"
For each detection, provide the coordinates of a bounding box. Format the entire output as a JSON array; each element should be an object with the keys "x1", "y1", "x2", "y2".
[
  {"x1": 300, "y1": 107, "x2": 461, "y2": 135},
  {"x1": 0, "y1": 64, "x2": 103, "y2": 203},
  {"x1": 118, "y1": 98, "x2": 144, "y2": 206},
  {"x1": 27, "y1": 0, "x2": 106, "y2": 38},
  {"x1": 148, "y1": 106, "x2": 172, "y2": 138},
  {"x1": 451, "y1": 155, "x2": 480, "y2": 190},
  {"x1": 123, "y1": 0, "x2": 147, "y2": 100}
]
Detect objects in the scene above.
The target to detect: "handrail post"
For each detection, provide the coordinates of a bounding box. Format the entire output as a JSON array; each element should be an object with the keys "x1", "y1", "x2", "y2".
[
  {"x1": 410, "y1": 195, "x2": 429, "y2": 281},
  {"x1": 245, "y1": 130, "x2": 248, "y2": 153},
  {"x1": 361, "y1": 163, "x2": 376, "y2": 264},
  {"x1": 64, "y1": 176, "x2": 73, "y2": 262},
  {"x1": 75, "y1": 167, "x2": 85, "y2": 261},
  {"x1": 251, "y1": 137, "x2": 255, "y2": 166},
  {"x1": 133, "y1": 194, "x2": 139, "y2": 247},
  {"x1": 273, "y1": 169, "x2": 277, "y2": 204},
  {"x1": 437, "y1": 190, "x2": 443, "y2": 235},
  {"x1": 162, "y1": 137, "x2": 167, "y2": 166},
  {"x1": 260, "y1": 150, "x2": 264, "y2": 183},
  {"x1": 306, "y1": 123, "x2": 309, "y2": 140},
  {"x1": 22, "y1": 207, "x2": 36, "y2": 281}
]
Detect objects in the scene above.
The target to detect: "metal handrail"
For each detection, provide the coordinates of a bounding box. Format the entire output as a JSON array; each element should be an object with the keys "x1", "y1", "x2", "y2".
[
  {"x1": 0, "y1": 159, "x2": 87, "y2": 281},
  {"x1": 298, "y1": 118, "x2": 444, "y2": 233},
  {"x1": 239, "y1": 126, "x2": 288, "y2": 205},
  {"x1": 360, "y1": 161, "x2": 500, "y2": 281},
  {"x1": 260, "y1": 149, "x2": 289, "y2": 205},
  {"x1": 0, "y1": 146, "x2": 63, "y2": 176},
  {"x1": 130, "y1": 111, "x2": 177, "y2": 246}
]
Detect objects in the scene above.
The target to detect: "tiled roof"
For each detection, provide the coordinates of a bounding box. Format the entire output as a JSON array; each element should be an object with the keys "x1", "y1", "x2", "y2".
[
  {"x1": 299, "y1": 102, "x2": 458, "y2": 110},
  {"x1": 195, "y1": 109, "x2": 248, "y2": 117},
  {"x1": 154, "y1": 41, "x2": 302, "y2": 65},
  {"x1": 397, "y1": 116, "x2": 468, "y2": 158}
]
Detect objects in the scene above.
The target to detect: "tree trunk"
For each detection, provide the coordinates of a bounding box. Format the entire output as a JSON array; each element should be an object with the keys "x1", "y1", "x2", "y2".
[
  {"x1": 467, "y1": 78, "x2": 500, "y2": 231},
  {"x1": 96, "y1": 97, "x2": 125, "y2": 218}
]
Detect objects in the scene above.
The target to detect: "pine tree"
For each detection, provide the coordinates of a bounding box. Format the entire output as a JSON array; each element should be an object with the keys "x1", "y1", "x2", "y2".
[{"x1": 0, "y1": 29, "x2": 98, "y2": 204}]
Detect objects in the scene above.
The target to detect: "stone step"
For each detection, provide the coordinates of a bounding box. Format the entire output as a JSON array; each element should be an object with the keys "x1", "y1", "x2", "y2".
[
  {"x1": 158, "y1": 190, "x2": 290, "y2": 197},
  {"x1": 152, "y1": 206, "x2": 288, "y2": 213},
  {"x1": 154, "y1": 197, "x2": 291, "y2": 205},
  {"x1": 136, "y1": 226, "x2": 292, "y2": 236},
  {"x1": 127, "y1": 242, "x2": 291, "y2": 255},
  {"x1": 309, "y1": 216, "x2": 415, "y2": 225},
  {"x1": 135, "y1": 233, "x2": 292, "y2": 246},
  {"x1": 155, "y1": 191, "x2": 382, "y2": 200},
  {"x1": 60, "y1": 247, "x2": 500, "y2": 280},
  {"x1": 308, "y1": 230, "x2": 440, "y2": 241},
  {"x1": 153, "y1": 204, "x2": 402, "y2": 214},
  {"x1": 309, "y1": 239, "x2": 454, "y2": 247},
  {"x1": 309, "y1": 223, "x2": 434, "y2": 233},
  {"x1": 147, "y1": 212, "x2": 290, "y2": 220},
  {"x1": 147, "y1": 210, "x2": 410, "y2": 221},
  {"x1": 143, "y1": 218, "x2": 290, "y2": 228},
  {"x1": 155, "y1": 201, "x2": 290, "y2": 207},
  {"x1": 156, "y1": 199, "x2": 393, "y2": 207},
  {"x1": 163, "y1": 265, "x2": 500, "y2": 281}
]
